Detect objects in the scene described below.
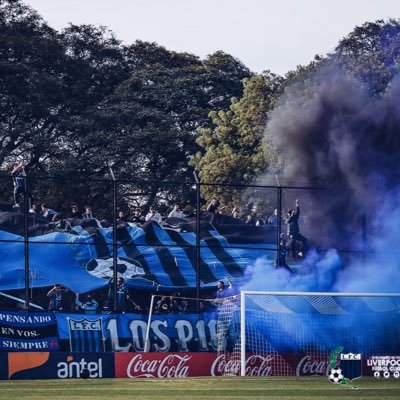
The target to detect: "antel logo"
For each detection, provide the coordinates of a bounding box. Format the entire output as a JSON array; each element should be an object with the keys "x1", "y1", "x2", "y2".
[{"x1": 57, "y1": 356, "x2": 103, "y2": 379}]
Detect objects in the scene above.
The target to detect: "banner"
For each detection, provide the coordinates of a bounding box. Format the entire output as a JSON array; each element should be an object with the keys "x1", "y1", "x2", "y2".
[
  {"x1": 115, "y1": 352, "x2": 218, "y2": 378},
  {"x1": 6, "y1": 352, "x2": 114, "y2": 379},
  {"x1": 0, "y1": 217, "x2": 269, "y2": 292},
  {"x1": 56, "y1": 312, "x2": 219, "y2": 352},
  {"x1": 115, "y1": 352, "x2": 380, "y2": 379},
  {"x1": 0, "y1": 311, "x2": 59, "y2": 351},
  {"x1": 114, "y1": 352, "x2": 335, "y2": 378}
]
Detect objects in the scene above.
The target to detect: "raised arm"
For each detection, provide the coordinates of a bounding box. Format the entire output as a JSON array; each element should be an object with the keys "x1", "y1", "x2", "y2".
[
  {"x1": 225, "y1": 276, "x2": 233, "y2": 289},
  {"x1": 12, "y1": 163, "x2": 23, "y2": 174},
  {"x1": 75, "y1": 293, "x2": 82, "y2": 307}
]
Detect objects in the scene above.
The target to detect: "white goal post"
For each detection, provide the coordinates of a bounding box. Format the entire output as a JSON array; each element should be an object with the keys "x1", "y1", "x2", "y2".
[{"x1": 237, "y1": 291, "x2": 400, "y2": 376}]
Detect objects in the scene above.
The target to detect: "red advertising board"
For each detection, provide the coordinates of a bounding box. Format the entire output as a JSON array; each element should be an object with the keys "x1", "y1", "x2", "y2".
[
  {"x1": 115, "y1": 352, "x2": 376, "y2": 378},
  {"x1": 115, "y1": 353, "x2": 216, "y2": 378},
  {"x1": 115, "y1": 352, "x2": 328, "y2": 378}
]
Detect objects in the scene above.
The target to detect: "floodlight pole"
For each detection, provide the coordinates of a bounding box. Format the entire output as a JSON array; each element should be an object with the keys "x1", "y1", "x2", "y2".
[
  {"x1": 193, "y1": 171, "x2": 201, "y2": 311},
  {"x1": 110, "y1": 166, "x2": 118, "y2": 312}
]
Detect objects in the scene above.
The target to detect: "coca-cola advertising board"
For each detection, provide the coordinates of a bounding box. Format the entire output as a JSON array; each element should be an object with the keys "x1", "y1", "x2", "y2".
[
  {"x1": 115, "y1": 353, "x2": 324, "y2": 378},
  {"x1": 115, "y1": 353, "x2": 207, "y2": 378},
  {"x1": 115, "y1": 352, "x2": 377, "y2": 378}
]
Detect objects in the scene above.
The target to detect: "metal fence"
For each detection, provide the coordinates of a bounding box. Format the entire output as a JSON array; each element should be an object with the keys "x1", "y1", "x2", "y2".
[{"x1": 0, "y1": 171, "x2": 369, "y2": 313}]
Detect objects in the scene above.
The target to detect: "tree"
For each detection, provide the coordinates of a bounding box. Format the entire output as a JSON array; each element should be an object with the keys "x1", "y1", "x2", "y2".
[
  {"x1": 0, "y1": 1, "x2": 133, "y2": 211},
  {"x1": 26, "y1": 23, "x2": 132, "y2": 212},
  {"x1": 88, "y1": 52, "x2": 214, "y2": 210},
  {"x1": 78, "y1": 44, "x2": 254, "y2": 211},
  {"x1": 333, "y1": 19, "x2": 400, "y2": 95},
  {"x1": 0, "y1": 3, "x2": 253, "y2": 214},
  {"x1": 203, "y1": 51, "x2": 252, "y2": 111},
  {"x1": 192, "y1": 72, "x2": 283, "y2": 207},
  {"x1": 0, "y1": 0, "x2": 66, "y2": 169}
]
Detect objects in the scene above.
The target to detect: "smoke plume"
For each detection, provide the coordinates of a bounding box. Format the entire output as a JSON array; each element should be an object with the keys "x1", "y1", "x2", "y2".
[{"x1": 245, "y1": 63, "x2": 400, "y2": 293}]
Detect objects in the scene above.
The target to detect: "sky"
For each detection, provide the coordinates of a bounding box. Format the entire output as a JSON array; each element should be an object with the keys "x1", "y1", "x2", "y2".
[{"x1": 24, "y1": 0, "x2": 400, "y2": 75}]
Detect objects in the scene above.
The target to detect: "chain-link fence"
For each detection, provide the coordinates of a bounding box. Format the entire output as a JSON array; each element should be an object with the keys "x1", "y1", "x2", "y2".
[{"x1": 0, "y1": 172, "x2": 370, "y2": 313}]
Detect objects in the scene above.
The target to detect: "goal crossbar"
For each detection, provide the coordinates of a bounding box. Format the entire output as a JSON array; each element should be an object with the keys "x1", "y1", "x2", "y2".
[{"x1": 241, "y1": 291, "x2": 400, "y2": 297}]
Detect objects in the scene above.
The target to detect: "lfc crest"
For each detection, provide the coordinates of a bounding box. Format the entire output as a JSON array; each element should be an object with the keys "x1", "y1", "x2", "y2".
[
  {"x1": 340, "y1": 353, "x2": 362, "y2": 381},
  {"x1": 68, "y1": 317, "x2": 104, "y2": 352}
]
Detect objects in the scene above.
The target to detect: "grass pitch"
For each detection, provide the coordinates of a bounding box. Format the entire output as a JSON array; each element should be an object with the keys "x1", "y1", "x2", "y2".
[{"x1": 0, "y1": 376, "x2": 399, "y2": 400}]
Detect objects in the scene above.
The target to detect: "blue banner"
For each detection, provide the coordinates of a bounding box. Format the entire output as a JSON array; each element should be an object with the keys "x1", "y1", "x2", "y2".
[
  {"x1": 0, "y1": 222, "x2": 265, "y2": 293},
  {"x1": 56, "y1": 312, "x2": 219, "y2": 352},
  {"x1": 0, "y1": 311, "x2": 59, "y2": 351}
]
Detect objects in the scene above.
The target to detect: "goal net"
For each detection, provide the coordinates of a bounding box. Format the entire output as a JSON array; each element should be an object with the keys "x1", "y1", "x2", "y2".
[{"x1": 216, "y1": 291, "x2": 400, "y2": 376}]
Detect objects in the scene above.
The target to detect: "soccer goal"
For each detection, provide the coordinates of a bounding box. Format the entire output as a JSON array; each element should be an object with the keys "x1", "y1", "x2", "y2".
[{"x1": 216, "y1": 291, "x2": 400, "y2": 376}]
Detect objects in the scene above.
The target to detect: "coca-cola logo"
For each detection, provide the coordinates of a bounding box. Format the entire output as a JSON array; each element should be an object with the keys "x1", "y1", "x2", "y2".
[
  {"x1": 211, "y1": 354, "x2": 273, "y2": 376},
  {"x1": 126, "y1": 354, "x2": 191, "y2": 378},
  {"x1": 296, "y1": 355, "x2": 329, "y2": 376}
]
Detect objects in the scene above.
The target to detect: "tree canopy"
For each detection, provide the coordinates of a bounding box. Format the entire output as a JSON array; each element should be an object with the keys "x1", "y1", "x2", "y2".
[
  {"x1": 1, "y1": 0, "x2": 399, "y2": 219},
  {"x1": 192, "y1": 72, "x2": 283, "y2": 207}
]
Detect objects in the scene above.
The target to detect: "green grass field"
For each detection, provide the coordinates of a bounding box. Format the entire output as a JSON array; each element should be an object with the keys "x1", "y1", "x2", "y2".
[{"x1": 0, "y1": 376, "x2": 399, "y2": 400}]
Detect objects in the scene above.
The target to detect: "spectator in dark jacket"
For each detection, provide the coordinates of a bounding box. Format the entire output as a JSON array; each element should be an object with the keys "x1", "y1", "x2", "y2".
[
  {"x1": 215, "y1": 277, "x2": 233, "y2": 299},
  {"x1": 68, "y1": 205, "x2": 81, "y2": 219},
  {"x1": 286, "y1": 199, "x2": 307, "y2": 260},
  {"x1": 82, "y1": 205, "x2": 95, "y2": 219}
]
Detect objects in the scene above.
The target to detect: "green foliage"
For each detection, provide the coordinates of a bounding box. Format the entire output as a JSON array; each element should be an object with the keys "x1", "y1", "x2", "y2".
[
  {"x1": 192, "y1": 72, "x2": 283, "y2": 207},
  {"x1": 334, "y1": 19, "x2": 400, "y2": 95},
  {"x1": 329, "y1": 346, "x2": 344, "y2": 368},
  {"x1": 86, "y1": 46, "x2": 251, "y2": 211},
  {"x1": 0, "y1": 0, "x2": 66, "y2": 167},
  {"x1": 0, "y1": 1, "x2": 251, "y2": 215}
]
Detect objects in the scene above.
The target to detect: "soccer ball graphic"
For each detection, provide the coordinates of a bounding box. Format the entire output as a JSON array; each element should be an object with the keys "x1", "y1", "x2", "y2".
[
  {"x1": 329, "y1": 368, "x2": 344, "y2": 384},
  {"x1": 86, "y1": 257, "x2": 145, "y2": 280}
]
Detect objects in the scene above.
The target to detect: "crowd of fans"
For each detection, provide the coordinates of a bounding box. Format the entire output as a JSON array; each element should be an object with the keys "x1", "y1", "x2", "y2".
[
  {"x1": 10, "y1": 162, "x2": 303, "y2": 229},
  {"x1": 42, "y1": 283, "x2": 229, "y2": 315}
]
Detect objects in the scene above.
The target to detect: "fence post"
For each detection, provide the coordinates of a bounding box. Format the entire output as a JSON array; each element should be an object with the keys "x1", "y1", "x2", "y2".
[
  {"x1": 275, "y1": 182, "x2": 282, "y2": 267},
  {"x1": 23, "y1": 174, "x2": 30, "y2": 310},
  {"x1": 109, "y1": 167, "x2": 118, "y2": 312},
  {"x1": 193, "y1": 172, "x2": 201, "y2": 310}
]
